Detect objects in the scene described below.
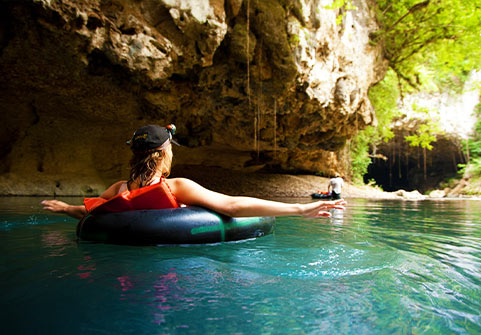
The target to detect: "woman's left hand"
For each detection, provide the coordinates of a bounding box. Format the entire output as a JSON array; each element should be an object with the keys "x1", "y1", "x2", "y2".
[{"x1": 302, "y1": 199, "x2": 347, "y2": 218}]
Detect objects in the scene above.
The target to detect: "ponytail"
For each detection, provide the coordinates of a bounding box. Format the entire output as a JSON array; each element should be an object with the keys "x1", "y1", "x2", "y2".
[{"x1": 127, "y1": 147, "x2": 172, "y2": 189}]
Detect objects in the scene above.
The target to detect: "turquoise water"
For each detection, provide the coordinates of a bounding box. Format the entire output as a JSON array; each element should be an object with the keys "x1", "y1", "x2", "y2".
[{"x1": 1, "y1": 197, "x2": 480, "y2": 334}]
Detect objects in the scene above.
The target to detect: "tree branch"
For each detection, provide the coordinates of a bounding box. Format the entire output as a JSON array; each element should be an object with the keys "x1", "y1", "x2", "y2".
[
  {"x1": 391, "y1": 64, "x2": 417, "y2": 90},
  {"x1": 384, "y1": 1, "x2": 430, "y2": 34}
]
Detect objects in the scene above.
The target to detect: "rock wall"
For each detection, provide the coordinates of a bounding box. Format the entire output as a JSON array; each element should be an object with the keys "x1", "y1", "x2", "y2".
[{"x1": 0, "y1": 0, "x2": 387, "y2": 195}]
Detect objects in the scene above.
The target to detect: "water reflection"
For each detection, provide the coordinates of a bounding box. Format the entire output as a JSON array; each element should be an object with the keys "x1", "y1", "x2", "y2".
[{"x1": 40, "y1": 230, "x2": 70, "y2": 257}]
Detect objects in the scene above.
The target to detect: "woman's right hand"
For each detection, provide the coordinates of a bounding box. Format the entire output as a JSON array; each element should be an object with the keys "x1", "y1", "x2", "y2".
[
  {"x1": 41, "y1": 200, "x2": 71, "y2": 213},
  {"x1": 41, "y1": 200, "x2": 87, "y2": 219}
]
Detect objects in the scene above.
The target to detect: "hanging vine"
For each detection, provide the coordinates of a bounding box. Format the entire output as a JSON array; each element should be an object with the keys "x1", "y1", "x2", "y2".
[
  {"x1": 246, "y1": 0, "x2": 255, "y2": 154},
  {"x1": 273, "y1": 99, "x2": 277, "y2": 159}
]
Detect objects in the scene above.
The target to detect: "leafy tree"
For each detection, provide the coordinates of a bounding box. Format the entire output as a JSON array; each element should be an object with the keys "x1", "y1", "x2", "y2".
[
  {"x1": 404, "y1": 104, "x2": 443, "y2": 150},
  {"x1": 373, "y1": 0, "x2": 481, "y2": 91},
  {"x1": 350, "y1": 70, "x2": 400, "y2": 182},
  {"x1": 404, "y1": 124, "x2": 437, "y2": 149},
  {"x1": 462, "y1": 100, "x2": 481, "y2": 177},
  {"x1": 403, "y1": 105, "x2": 444, "y2": 181},
  {"x1": 350, "y1": 0, "x2": 481, "y2": 183},
  {"x1": 350, "y1": 127, "x2": 374, "y2": 183},
  {"x1": 469, "y1": 101, "x2": 481, "y2": 157}
]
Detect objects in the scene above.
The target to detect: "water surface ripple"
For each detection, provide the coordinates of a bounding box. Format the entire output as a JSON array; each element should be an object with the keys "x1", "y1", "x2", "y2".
[{"x1": 0, "y1": 197, "x2": 480, "y2": 334}]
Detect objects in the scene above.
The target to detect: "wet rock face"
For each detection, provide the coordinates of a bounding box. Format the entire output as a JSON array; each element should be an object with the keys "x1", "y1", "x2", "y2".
[{"x1": 0, "y1": 0, "x2": 386, "y2": 195}]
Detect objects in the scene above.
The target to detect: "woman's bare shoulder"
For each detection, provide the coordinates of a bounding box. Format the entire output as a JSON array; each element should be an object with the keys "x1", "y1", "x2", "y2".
[
  {"x1": 165, "y1": 177, "x2": 216, "y2": 196},
  {"x1": 100, "y1": 180, "x2": 128, "y2": 199},
  {"x1": 111, "y1": 180, "x2": 128, "y2": 189},
  {"x1": 165, "y1": 177, "x2": 197, "y2": 189}
]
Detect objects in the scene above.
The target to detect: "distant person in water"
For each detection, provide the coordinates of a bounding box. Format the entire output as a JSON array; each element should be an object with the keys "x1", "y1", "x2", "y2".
[
  {"x1": 311, "y1": 172, "x2": 344, "y2": 200},
  {"x1": 328, "y1": 173, "x2": 344, "y2": 200},
  {"x1": 42, "y1": 124, "x2": 346, "y2": 219}
]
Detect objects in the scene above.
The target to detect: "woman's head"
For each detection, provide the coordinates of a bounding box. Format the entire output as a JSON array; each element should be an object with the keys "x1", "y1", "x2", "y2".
[
  {"x1": 127, "y1": 125, "x2": 177, "y2": 187},
  {"x1": 127, "y1": 124, "x2": 177, "y2": 152}
]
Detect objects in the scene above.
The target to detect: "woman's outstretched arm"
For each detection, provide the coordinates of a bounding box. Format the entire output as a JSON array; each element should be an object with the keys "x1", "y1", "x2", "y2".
[
  {"x1": 166, "y1": 178, "x2": 346, "y2": 218},
  {"x1": 41, "y1": 181, "x2": 126, "y2": 219},
  {"x1": 41, "y1": 200, "x2": 87, "y2": 219}
]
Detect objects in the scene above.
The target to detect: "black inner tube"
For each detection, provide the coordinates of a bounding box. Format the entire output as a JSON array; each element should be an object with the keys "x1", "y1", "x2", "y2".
[{"x1": 77, "y1": 206, "x2": 276, "y2": 245}]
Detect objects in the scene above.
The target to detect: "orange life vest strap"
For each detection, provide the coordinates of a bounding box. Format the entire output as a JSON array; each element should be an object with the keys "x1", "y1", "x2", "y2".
[{"x1": 84, "y1": 180, "x2": 179, "y2": 214}]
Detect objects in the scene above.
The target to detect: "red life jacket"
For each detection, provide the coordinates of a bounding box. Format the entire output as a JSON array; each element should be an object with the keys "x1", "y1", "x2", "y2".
[{"x1": 84, "y1": 179, "x2": 179, "y2": 214}]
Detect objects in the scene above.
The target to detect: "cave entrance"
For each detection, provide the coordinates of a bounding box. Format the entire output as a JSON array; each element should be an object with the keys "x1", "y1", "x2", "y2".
[{"x1": 364, "y1": 135, "x2": 466, "y2": 194}]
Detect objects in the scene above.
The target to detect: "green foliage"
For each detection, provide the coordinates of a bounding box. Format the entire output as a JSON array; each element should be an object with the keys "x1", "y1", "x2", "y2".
[
  {"x1": 469, "y1": 158, "x2": 481, "y2": 176},
  {"x1": 404, "y1": 104, "x2": 443, "y2": 150},
  {"x1": 350, "y1": 126, "x2": 375, "y2": 183},
  {"x1": 404, "y1": 125, "x2": 437, "y2": 149},
  {"x1": 469, "y1": 101, "x2": 481, "y2": 156},
  {"x1": 350, "y1": 70, "x2": 401, "y2": 182},
  {"x1": 324, "y1": 0, "x2": 357, "y2": 25},
  {"x1": 350, "y1": 1, "x2": 481, "y2": 182},
  {"x1": 439, "y1": 177, "x2": 458, "y2": 189},
  {"x1": 373, "y1": 0, "x2": 481, "y2": 91},
  {"x1": 325, "y1": 0, "x2": 356, "y2": 10},
  {"x1": 367, "y1": 69, "x2": 401, "y2": 142},
  {"x1": 461, "y1": 100, "x2": 481, "y2": 177}
]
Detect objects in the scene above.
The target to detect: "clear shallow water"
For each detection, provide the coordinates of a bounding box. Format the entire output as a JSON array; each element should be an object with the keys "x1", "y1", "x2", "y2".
[{"x1": 1, "y1": 197, "x2": 480, "y2": 334}]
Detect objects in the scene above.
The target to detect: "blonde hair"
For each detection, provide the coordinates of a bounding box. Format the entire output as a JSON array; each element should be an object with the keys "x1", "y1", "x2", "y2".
[{"x1": 127, "y1": 144, "x2": 173, "y2": 189}]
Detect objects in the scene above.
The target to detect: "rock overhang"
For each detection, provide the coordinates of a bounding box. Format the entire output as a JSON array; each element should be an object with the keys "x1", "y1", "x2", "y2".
[{"x1": 0, "y1": 0, "x2": 387, "y2": 195}]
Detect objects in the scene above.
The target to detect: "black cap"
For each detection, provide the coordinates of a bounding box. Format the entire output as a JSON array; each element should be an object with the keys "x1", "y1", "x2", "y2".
[{"x1": 127, "y1": 124, "x2": 179, "y2": 152}]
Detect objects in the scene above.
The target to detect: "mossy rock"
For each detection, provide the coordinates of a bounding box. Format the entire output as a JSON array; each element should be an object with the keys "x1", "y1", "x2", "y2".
[
  {"x1": 250, "y1": 0, "x2": 297, "y2": 86},
  {"x1": 229, "y1": 21, "x2": 257, "y2": 64}
]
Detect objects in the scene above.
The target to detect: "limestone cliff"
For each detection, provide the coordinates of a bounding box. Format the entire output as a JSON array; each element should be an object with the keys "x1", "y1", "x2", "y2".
[{"x1": 0, "y1": 0, "x2": 386, "y2": 195}]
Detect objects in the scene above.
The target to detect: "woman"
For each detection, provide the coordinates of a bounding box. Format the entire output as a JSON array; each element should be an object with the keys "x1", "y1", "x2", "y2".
[{"x1": 42, "y1": 124, "x2": 346, "y2": 219}]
